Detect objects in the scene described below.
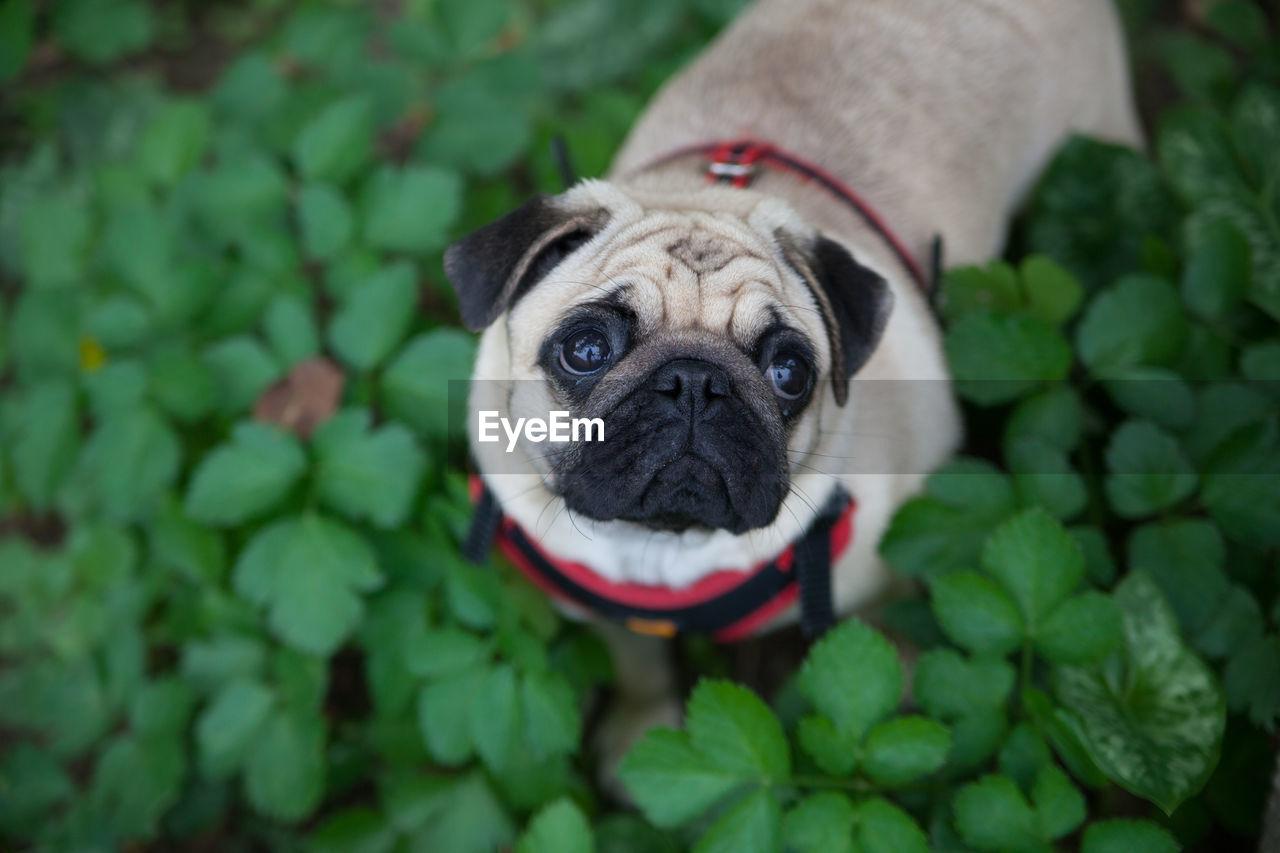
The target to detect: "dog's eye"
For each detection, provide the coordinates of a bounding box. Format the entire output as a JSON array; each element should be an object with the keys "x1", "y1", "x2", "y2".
[
  {"x1": 560, "y1": 328, "x2": 612, "y2": 374},
  {"x1": 767, "y1": 352, "x2": 811, "y2": 400}
]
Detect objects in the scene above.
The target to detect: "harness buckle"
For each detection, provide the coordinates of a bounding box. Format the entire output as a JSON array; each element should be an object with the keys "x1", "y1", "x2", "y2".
[{"x1": 707, "y1": 160, "x2": 759, "y2": 180}]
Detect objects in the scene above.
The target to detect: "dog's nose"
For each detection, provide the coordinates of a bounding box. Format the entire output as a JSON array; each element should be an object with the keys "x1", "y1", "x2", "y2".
[{"x1": 651, "y1": 359, "x2": 732, "y2": 413}]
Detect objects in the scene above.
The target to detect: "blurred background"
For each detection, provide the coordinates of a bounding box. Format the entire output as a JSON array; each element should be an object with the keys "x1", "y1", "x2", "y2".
[{"x1": 1, "y1": 0, "x2": 1279, "y2": 851}]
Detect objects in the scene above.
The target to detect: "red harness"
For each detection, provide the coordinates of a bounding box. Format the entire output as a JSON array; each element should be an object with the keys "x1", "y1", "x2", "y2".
[
  {"x1": 643, "y1": 139, "x2": 932, "y2": 292},
  {"x1": 462, "y1": 139, "x2": 921, "y2": 640},
  {"x1": 466, "y1": 477, "x2": 856, "y2": 641}
]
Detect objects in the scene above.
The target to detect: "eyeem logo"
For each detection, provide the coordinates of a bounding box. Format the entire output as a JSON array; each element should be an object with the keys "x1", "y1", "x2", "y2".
[{"x1": 477, "y1": 411, "x2": 605, "y2": 452}]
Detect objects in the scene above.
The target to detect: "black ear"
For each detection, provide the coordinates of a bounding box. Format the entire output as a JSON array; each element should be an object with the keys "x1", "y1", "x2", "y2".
[
  {"x1": 443, "y1": 195, "x2": 609, "y2": 331},
  {"x1": 778, "y1": 234, "x2": 893, "y2": 406}
]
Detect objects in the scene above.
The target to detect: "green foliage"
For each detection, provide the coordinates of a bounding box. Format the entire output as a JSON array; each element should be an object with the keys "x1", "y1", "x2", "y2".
[{"x1": 2, "y1": 0, "x2": 1278, "y2": 850}]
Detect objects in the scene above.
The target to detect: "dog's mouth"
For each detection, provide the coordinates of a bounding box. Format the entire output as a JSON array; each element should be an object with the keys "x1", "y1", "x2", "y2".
[{"x1": 629, "y1": 456, "x2": 738, "y2": 533}]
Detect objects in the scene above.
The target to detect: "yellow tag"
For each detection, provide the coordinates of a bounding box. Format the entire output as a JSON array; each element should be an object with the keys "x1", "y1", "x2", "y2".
[
  {"x1": 625, "y1": 617, "x2": 678, "y2": 638},
  {"x1": 79, "y1": 337, "x2": 106, "y2": 372}
]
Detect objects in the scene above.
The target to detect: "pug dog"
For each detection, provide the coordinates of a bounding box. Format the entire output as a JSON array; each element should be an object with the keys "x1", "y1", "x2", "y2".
[{"x1": 445, "y1": 0, "x2": 1142, "y2": 773}]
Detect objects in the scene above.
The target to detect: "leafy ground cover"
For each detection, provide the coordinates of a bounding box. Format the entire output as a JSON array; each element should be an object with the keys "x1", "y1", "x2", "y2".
[{"x1": 0, "y1": 0, "x2": 1278, "y2": 850}]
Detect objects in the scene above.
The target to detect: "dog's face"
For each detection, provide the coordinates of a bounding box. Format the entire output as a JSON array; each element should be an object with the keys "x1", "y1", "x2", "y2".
[{"x1": 446, "y1": 181, "x2": 891, "y2": 535}]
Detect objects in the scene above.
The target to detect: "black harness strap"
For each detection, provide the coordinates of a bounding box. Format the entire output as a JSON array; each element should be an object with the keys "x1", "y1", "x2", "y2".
[{"x1": 461, "y1": 483, "x2": 502, "y2": 565}]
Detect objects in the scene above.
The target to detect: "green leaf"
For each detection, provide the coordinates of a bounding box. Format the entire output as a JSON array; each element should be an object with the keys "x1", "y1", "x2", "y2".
[
  {"x1": 1020, "y1": 256, "x2": 1083, "y2": 325},
  {"x1": 313, "y1": 409, "x2": 427, "y2": 527},
  {"x1": 1031, "y1": 765, "x2": 1085, "y2": 840},
  {"x1": 692, "y1": 787, "x2": 780, "y2": 853},
  {"x1": 418, "y1": 81, "x2": 532, "y2": 176},
  {"x1": 783, "y1": 792, "x2": 855, "y2": 853},
  {"x1": 941, "y1": 262, "x2": 1023, "y2": 320},
  {"x1": 82, "y1": 359, "x2": 147, "y2": 416},
  {"x1": 1102, "y1": 367, "x2": 1196, "y2": 431},
  {"x1": 90, "y1": 733, "x2": 185, "y2": 839},
  {"x1": 439, "y1": 0, "x2": 510, "y2": 54},
  {"x1": 185, "y1": 422, "x2": 307, "y2": 526},
  {"x1": 953, "y1": 775, "x2": 1041, "y2": 852},
  {"x1": 1201, "y1": 417, "x2": 1280, "y2": 547},
  {"x1": 853, "y1": 797, "x2": 929, "y2": 853},
  {"x1": 0, "y1": 744, "x2": 72, "y2": 833},
  {"x1": 518, "y1": 797, "x2": 593, "y2": 853},
  {"x1": 244, "y1": 708, "x2": 326, "y2": 821},
  {"x1": 262, "y1": 295, "x2": 319, "y2": 367},
  {"x1": 945, "y1": 312, "x2": 1072, "y2": 405},
  {"x1": 1193, "y1": 584, "x2": 1265, "y2": 659},
  {"x1": 74, "y1": 407, "x2": 181, "y2": 522},
  {"x1": 931, "y1": 571, "x2": 1025, "y2": 656},
  {"x1": 294, "y1": 95, "x2": 375, "y2": 183},
  {"x1": 417, "y1": 668, "x2": 485, "y2": 765},
  {"x1": 926, "y1": 457, "x2": 1018, "y2": 516},
  {"x1": 913, "y1": 650, "x2": 1016, "y2": 720},
  {"x1": 1034, "y1": 592, "x2": 1123, "y2": 665},
  {"x1": 17, "y1": 190, "x2": 92, "y2": 289},
  {"x1": 202, "y1": 335, "x2": 283, "y2": 413},
  {"x1": 471, "y1": 664, "x2": 519, "y2": 771},
  {"x1": 1156, "y1": 32, "x2": 1236, "y2": 104},
  {"x1": 880, "y1": 496, "x2": 996, "y2": 581},
  {"x1": 233, "y1": 513, "x2": 383, "y2": 656},
  {"x1": 1185, "y1": 197, "x2": 1280, "y2": 322},
  {"x1": 84, "y1": 295, "x2": 150, "y2": 352},
  {"x1": 1007, "y1": 438, "x2": 1088, "y2": 522},
  {"x1": 181, "y1": 635, "x2": 268, "y2": 693},
  {"x1": 381, "y1": 329, "x2": 478, "y2": 439},
  {"x1": 297, "y1": 183, "x2": 354, "y2": 261},
  {"x1": 388, "y1": 772, "x2": 515, "y2": 853},
  {"x1": 998, "y1": 723, "x2": 1052, "y2": 792},
  {"x1": 796, "y1": 714, "x2": 858, "y2": 775},
  {"x1": 0, "y1": 0, "x2": 34, "y2": 80},
  {"x1": 1230, "y1": 82, "x2": 1280, "y2": 185},
  {"x1": 1080, "y1": 819, "x2": 1180, "y2": 853},
  {"x1": 1020, "y1": 687, "x2": 1108, "y2": 790},
  {"x1": 149, "y1": 351, "x2": 216, "y2": 423},
  {"x1": 150, "y1": 494, "x2": 226, "y2": 581},
  {"x1": 8, "y1": 383, "x2": 79, "y2": 509},
  {"x1": 798, "y1": 620, "x2": 902, "y2": 741},
  {"x1": 1159, "y1": 106, "x2": 1251, "y2": 205},
  {"x1": 52, "y1": 0, "x2": 153, "y2": 63},
  {"x1": 522, "y1": 671, "x2": 582, "y2": 760},
  {"x1": 310, "y1": 808, "x2": 396, "y2": 853},
  {"x1": 1129, "y1": 519, "x2": 1228, "y2": 637},
  {"x1": 862, "y1": 716, "x2": 951, "y2": 786},
  {"x1": 130, "y1": 678, "x2": 195, "y2": 736},
  {"x1": 404, "y1": 628, "x2": 489, "y2": 679},
  {"x1": 1077, "y1": 275, "x2": 1187, "y2": 373},
  {"x1": 1222, "y1": 633, "x2": 1280, "y2": 728},
  {"x1": 948, "y1": 710, "x2": 1011, "y2": 775},
  {"x1": 1242, "y1": 341, "x2": 1280, "y2": 381},
  {"x1": 1104, "y1": 420, "x2": 1198, "y2": 518},
  {"x1": 362, "y1": 164, "x2": 463, "y2": 254},
  {"x1": 9, "y1": 291, "x2": 78, "y2": 379},
  {"x1": 1026, "y1": 137, "x2": 1175, "y2": 292},
  {"x1": 1054, "y1": 573, "x2": 1226, "y2": 814},
  {"x1": 329, "y1": 263, "x2": 419, "y2": 371},
  {"x1": 1182, "y1": 218, "x2": 1250, "y2": 320},
  {"x1": 196, "y1": 679, "x2": 274, "y2": 778},
  {"x1": 139, "y1": 100, "x2": 211, "y2": 186},
  {"x1": 618, "y1": 728, "x2": 742, "y2": 828},
  {"x1": 1005, "y1": 386, "x2": 1082, "y2": 453}
]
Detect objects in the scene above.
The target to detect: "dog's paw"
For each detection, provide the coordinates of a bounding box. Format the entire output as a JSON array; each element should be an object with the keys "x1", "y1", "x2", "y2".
[{"x1": 593, "y1": 695, "x2": 683, "y2": 804}]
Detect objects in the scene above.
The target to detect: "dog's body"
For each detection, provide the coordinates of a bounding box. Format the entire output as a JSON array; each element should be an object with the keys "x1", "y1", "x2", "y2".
[{"x1": 448, "y1": 0, "x2": 1141, "y2": 770}]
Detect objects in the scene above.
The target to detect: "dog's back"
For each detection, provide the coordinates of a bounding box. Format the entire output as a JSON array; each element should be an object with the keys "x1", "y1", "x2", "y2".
[{"x1": 612, "y1": 0, "x2": 1142, "y2": 266}]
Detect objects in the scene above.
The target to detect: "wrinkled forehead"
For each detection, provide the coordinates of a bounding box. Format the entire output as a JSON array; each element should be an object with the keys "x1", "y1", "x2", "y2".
[{"x1": 557, "y1": 209, "x2": 823, "y2": 347}]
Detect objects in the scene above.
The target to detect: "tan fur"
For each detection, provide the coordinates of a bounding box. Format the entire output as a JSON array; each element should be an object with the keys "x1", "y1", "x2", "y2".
[{"x1": 465, "y1": 0, "x2": 1142, "y2": 781}]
